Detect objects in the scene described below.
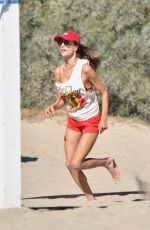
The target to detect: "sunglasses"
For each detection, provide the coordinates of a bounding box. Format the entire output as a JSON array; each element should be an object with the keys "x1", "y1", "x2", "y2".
[{"x1": 57, "y1": 39, "x2": 76, "y2": 46}]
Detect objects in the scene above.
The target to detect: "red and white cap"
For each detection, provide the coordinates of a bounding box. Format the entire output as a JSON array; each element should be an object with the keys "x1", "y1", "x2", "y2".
[{"x1": 54, "y1": 30, "x2": 80, "y2": 44}]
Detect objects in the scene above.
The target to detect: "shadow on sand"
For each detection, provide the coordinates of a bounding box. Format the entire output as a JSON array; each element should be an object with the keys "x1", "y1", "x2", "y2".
[
  {"x1": 22, "y1": 190, "x2": 144, "y2": 200},
  {"x1": 29, "y1": 205, "x2": 108, "y2": 211},
  {"x1": 23, "y1": 191, "x2": 146, "y2": 212},
  {"x1": 21, "y1": 156, "x2": 38, "y2": 163}
]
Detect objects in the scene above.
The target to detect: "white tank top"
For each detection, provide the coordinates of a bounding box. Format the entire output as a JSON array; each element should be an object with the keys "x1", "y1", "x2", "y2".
[{"x1": 55, "y1": 59, "x2": 99, "y2": 121}]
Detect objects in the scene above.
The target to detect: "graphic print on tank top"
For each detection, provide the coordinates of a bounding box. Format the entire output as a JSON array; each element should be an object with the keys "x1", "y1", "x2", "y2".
[{"x1": 60, "y1": 86, "x2": 88, "y2": 111}]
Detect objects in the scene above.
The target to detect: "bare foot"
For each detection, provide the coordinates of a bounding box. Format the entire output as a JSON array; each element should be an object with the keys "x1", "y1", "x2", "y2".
[
  {"x1": 105, "y1": 157, "x2": 120, "y2": 183},
  {"x1": 86, "y1": 194, "x2": 96, "y2": 202}
]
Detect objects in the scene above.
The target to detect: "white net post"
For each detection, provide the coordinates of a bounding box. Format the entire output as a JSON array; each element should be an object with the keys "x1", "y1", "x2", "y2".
[{"x1": 0, "y1": 1, "x2": 21, "y2": 208}]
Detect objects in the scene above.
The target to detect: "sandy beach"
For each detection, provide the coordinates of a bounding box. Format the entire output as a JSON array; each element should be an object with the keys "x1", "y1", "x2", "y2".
[{"x1": 0, "y1": 112, "x2": 150, "y2": 230}]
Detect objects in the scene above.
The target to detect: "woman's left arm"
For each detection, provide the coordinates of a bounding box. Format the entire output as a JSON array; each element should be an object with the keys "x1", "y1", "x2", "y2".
[{"x1": 83, "y1": 64, "x2": 109, "y2": 133}]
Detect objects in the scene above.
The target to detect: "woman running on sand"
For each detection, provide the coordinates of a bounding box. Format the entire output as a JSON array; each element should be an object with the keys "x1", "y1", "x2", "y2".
[{"x1": 45, "y1": 30, "x2": 120, "y2": 201}]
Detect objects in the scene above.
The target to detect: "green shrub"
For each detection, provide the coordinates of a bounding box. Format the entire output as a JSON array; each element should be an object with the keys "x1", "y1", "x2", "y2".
[{"x1": 20, "y1": 0, "x2": 150, "y2": 122}]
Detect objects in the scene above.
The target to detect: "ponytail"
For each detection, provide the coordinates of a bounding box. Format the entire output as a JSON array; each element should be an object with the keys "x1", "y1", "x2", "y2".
[{"x1": 76, "y1": 44, "x2": 101, "y2": 71}]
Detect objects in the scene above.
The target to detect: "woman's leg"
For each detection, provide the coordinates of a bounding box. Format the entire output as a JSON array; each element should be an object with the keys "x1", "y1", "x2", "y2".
[
  {"x1": 64, "y1": 128, "x2": 82, "y2": 168},
  {"x1": 65, "y1": 130, "x2": 99, "y2": 201},
  {"x1": 81, "y1": 157, "x2": 120, "y2": 183},
  {"x1": 64, "y1": 128, "x2": 84, "y2": 191},
  {"x1": 64, "y1": 129, "x2": 120, "y2": 201}
]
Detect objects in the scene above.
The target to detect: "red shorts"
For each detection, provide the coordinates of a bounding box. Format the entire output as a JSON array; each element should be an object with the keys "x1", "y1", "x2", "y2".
[{"x1": 67, "y1": 113, "x2": 101, "y2": 133}]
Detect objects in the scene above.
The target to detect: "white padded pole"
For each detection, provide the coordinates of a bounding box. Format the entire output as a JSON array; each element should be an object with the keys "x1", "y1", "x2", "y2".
[{"x1": 0, "y1": 1, "x2": 21, "y2": 208}]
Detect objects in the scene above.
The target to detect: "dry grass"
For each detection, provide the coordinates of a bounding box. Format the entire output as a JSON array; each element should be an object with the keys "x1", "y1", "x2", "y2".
[
  {"x1": 21, "y1": 108, "x2": 67, "y2": 122},
  {"x1": 21, "y1": 108, "x2": 150, "y2": 128}
]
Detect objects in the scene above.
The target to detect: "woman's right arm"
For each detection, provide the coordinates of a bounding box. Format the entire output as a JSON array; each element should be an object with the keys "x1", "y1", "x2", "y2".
[
  {"x1": 45, "y1": 67, "x2": 65, "y2": 117},
  {"x1": 44, "y1": 93, "x2": 65, "y2": 117}
]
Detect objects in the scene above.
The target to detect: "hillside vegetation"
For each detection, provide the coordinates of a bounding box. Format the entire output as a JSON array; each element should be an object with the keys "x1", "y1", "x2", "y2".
[{"x1": 20, "y1": 0, "x2": 150, "y2": 121}]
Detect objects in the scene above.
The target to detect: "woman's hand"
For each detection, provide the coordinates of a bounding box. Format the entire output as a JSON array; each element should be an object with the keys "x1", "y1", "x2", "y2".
[
  {"x1": 99, "y1": 119, "x2": 108, "y2": 134},
  {"x1": 44, "y1": 104, "x2": 55, "y2": 117}
]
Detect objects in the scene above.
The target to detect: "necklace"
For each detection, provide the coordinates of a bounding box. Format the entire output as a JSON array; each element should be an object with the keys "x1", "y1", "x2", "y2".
[{"x1": 63, "y1": 59, "x2": 78, "y2": 71}]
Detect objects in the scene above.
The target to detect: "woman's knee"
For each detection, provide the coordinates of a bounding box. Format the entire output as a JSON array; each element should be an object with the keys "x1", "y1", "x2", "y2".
[{"x1": 66, "y1": 160, "x2": 82, "y2": 171}]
